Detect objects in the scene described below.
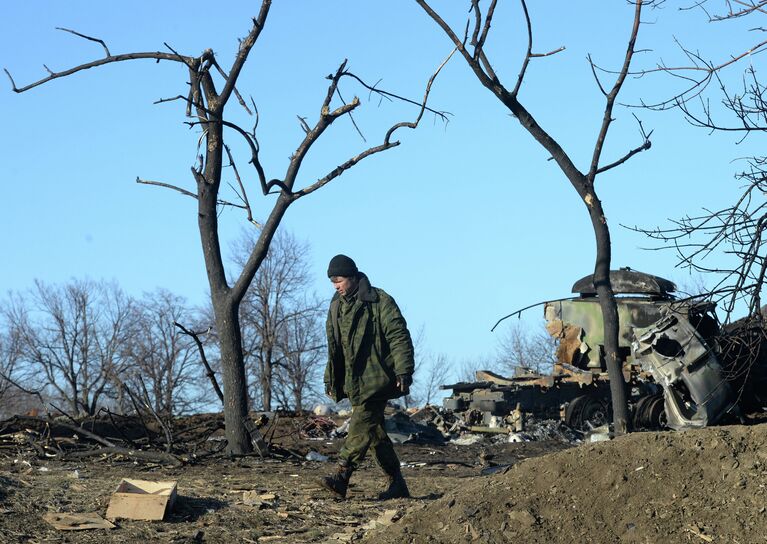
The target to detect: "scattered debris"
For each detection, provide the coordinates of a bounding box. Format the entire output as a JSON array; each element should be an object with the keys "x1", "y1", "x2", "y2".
[
  {"x1": 361, "y1": 509, "x2": 401, "y2": 530},
  {"x1": 242, "y1": 491, "x2": 279, "y2": 509},
  {"x1": 313, "y1": 404, "x2": 335, "y2": 416},
  {"x1": 384, "y1": 411, "x2": 446, "y2": 444},
  {"x1": 587, "y1": 424, "x2": 611, "y2": 442},
  {"x1": 43, "y1": 512, "x2": 115, "y2": 531},
  {"x1": 305, "y1": 451, "x2": 329, "y2": 462},
  {"x1": 301, "y1": 417, "x2": 338, "y2": 440},
  {"x1": 452, "y1": 435, "x2": 483, "y2": 446}
]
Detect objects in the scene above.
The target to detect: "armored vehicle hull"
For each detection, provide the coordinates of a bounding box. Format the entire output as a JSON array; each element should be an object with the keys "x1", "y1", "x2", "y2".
[{"x1": 442, "y1": 269, "x2": 747, "y2": 433}]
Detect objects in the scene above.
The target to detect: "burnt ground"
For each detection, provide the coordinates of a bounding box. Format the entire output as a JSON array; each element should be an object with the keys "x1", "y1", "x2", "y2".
[{"x1": 1, "y1": 415, "x2": 767, "y2": 543}]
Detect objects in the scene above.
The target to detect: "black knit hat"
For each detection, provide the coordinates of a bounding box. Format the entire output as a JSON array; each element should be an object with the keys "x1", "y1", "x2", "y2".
[{"x1": 327, "y1": 254, "x2": 358, "y2": 278}]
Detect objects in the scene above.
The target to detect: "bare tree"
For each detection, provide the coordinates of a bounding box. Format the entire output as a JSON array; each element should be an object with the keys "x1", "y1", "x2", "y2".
[
  {"x1": 621, "y1": 3, "x2": 767, "y2": 410},
  {"x1": 0, "y1": 325, "x2": 21, "y2": 403},
  {"x1": 457, "y1": 354, "x2": 498, "y2": 384},
  {"x1": 632, "y1": 3, "x2": 767, "y2": 324},
  {"x1": 405, "y1": 327, "x2": 451, "y2": 407},
  {"x1": 272, "y1": 311, "x2": 325, "y2": 411},
  {"x1": 122, "y1": 289, "x2": 203, "y2": 418},
  {"x1": 6, "y1": 2, "x2": 450, "y2": 452},
  {"x1": 0, "y1": 322, "x2": 42, "y2": 417},
  {"x1": 495, "y1": 321, "x2": 556, "y2": 376},
  {"x1": 232, "y1": 229, "x2": 324, "y2": 411},
  {"x1": 416, "y1": 0, "x2": 654, "y2": 434},
  {"x1": 7, "y1": 279, "x2": 133, "y2": 416},
  {"x1": 414, "y1": 353, "x2": 452, "y2": 407}
]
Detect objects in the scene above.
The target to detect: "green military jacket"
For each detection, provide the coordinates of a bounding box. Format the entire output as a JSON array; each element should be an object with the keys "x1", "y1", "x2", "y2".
[{"x1": 324, "y1": 273, "x2": 415, "y2": 405}]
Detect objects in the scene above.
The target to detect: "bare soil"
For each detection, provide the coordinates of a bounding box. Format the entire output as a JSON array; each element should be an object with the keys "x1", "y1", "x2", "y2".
[
  {"x1": 366, "y1": 423, "x2": 767, "y2": 544},
  {"x1": 0, "y1": 415, "x2": 569, "y2": 543},
  {"x1": 2, "y1": 416, "x2": 766, "y2": 543}
]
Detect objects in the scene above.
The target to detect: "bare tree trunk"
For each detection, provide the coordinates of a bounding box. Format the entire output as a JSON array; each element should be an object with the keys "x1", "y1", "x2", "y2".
[
  {"x1": 589, "y1": 198, "x2": 629, "y2": 434},
  {"x1": 212, "y1": 299, "x2": 251, "y2": 454},
  {"x1": 262, "y1": 352, "x2": 273, "y2": 411},
  {"x1": 198, "y1": 117, "x2": 255, "y2": 453}
]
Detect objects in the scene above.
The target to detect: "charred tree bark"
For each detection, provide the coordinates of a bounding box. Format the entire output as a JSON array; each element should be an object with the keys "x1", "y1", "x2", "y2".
[
  {"x1": 211, "y1": 300, "x2": 250, "y2": 453},
  {"x1": 588, "y1": 196, "x2": 628, "y2": 435}
]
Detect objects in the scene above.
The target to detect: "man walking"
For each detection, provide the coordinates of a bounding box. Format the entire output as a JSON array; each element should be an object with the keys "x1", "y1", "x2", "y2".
[{"x1": 319, "y1": 254, "x2": 415, "y2": 500}]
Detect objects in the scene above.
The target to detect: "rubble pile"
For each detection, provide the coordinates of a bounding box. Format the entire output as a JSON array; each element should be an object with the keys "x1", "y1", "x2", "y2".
[{"x1": 302, "y1": 402, "x2": 582, "y2": 447}]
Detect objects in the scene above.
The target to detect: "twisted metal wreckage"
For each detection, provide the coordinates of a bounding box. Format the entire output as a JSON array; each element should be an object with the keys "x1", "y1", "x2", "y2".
[{"x1": 442, "y1": 269, "x2": 767, "y2": 433}]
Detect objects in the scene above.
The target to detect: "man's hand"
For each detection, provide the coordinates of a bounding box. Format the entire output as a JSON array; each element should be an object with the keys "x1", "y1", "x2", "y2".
[
  {"x1": 396, "y1": 374, "x2": 412, "y2": 395},
  {"x1": 325, "y1": 384, "x2": 333, "y2": 399}
]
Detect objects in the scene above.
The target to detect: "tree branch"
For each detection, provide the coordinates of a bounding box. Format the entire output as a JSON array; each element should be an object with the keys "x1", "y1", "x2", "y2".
[
  {"x1": 587, "y1": 0, "x2": 643, "y2": 181},
  {"x1": 6, "y1": 51, "x2": 192, "y2": 93},
  {"x1": 136, "y1": 176, "x2": 246, "y2": 209},
  {"x1": 224, "y1": 144, "x2": 260, "y2": 228},
  {"x1": 174, "y1": 322, "x2": 224, "y2": 405},
  {"x1": 216, "y1": 1, "x2": 271, "y2": 110},
  {"x1": 294, "y1": 48, "x2": 456, "y2": 198},
  {"x1": 595, "y1": 115, "x2": 653, "y2": 174}
]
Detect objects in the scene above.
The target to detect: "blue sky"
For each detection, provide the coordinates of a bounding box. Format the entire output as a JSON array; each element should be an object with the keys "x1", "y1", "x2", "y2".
[{"x1": 1, "y1": 1, "x2": 761, "y2": 375}]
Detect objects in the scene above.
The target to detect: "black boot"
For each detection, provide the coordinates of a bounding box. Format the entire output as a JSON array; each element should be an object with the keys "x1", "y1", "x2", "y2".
[
  {"x1": 378, "y1": 467, "x2": 410, "y2": 500},
  {"x1": 319, "y1": 461, "x2": 354, "y2": 499}
]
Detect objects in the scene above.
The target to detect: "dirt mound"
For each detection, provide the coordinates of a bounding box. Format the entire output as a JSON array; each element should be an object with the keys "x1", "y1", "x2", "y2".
[{"x1": 367, "y1": 424, "x2": 767, "y2": 543}]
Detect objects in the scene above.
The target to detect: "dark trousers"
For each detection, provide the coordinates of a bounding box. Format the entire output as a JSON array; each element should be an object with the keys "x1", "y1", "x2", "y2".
[{"x1": 339, "y1": 399, "x2": 400, "y2": 474}]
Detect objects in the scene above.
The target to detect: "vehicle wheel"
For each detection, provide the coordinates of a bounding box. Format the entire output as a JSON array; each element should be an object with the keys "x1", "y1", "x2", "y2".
[
  {"x1": 565, "y1": 395, "x2": 610, "y2": 431},
  {"x1": 632, "y1": 394, "x2": 666, "y2": 429},
  {"x1": 632, "y1": 395, "x2": 652, "y2": 429},
  {"x1": 645, "y1": 395, "x2": 667, "y2": 429}
]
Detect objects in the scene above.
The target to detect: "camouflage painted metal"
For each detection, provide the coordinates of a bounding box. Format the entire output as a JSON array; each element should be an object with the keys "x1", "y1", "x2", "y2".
[
  {"x1": 544, "y1": 268, "x2": 680, "y2": 370},
  {"x1": 544, "y1": 297, "x2": 671, "y2": 369}
]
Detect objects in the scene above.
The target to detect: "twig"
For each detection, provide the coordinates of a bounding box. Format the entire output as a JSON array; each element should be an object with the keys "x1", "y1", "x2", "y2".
[{"x1": 55, "y1": 27, "x2": 111, "y2": 56}]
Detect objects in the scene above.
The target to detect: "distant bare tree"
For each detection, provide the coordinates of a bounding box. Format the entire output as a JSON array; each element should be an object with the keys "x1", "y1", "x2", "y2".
[
  {"x1": 0, "y1": 326, "x2": 21, "y2": 403},
  {"x1": 496, "y1": 321, "x2": 556, "y2": 376},
  {"x1": 122, "y1": 289, "x2": 203, "y2": 418},
  {"x1": 0, "y1": 323, "x2": 41, "y2": 417},
  {"x1": 457, "y1": 354, "x2": 498, "y2": 384},
  {"x1": 233, "y1": 230, "x2": 324, "y2": 410},
  {"x1": 674, "y1": 273, "x2": 711, "y2": 301},
  {"x1": 272, "y1": 311, "x2": 325, "y2": 411},
  {"x1": 415, "y1": 353, "x2": 452, "y2": 406},
  {"x1": 7, "y1": 279, "x2": 133, "y2": 416},
  {"x1": 404, "y1": 326, "x2": 451, "y2": 407}
]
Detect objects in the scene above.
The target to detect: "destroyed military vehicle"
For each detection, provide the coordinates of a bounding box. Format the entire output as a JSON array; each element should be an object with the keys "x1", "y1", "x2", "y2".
[{"x1": 442, "y1": 268, "x2": 767, "y2": 433}]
